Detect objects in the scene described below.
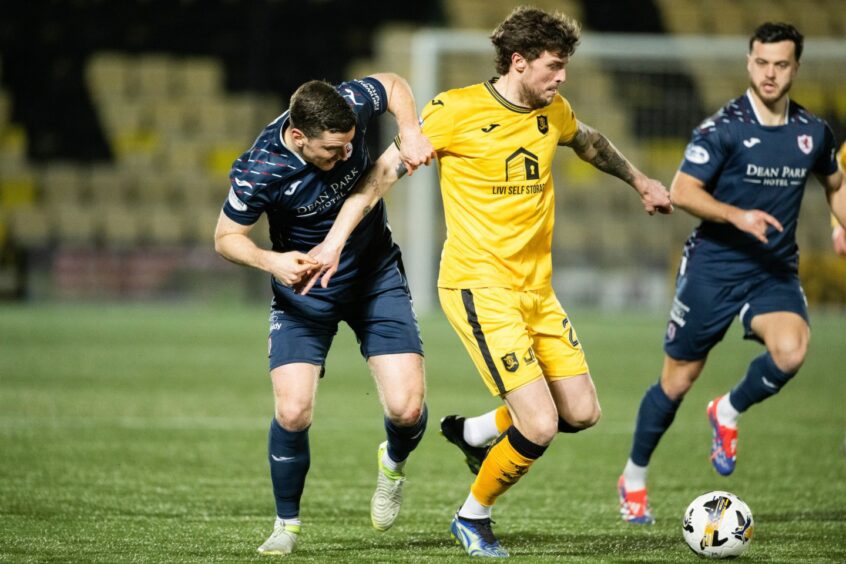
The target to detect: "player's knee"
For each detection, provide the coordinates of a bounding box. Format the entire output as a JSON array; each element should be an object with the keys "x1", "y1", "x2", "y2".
[
  {"x1": 275, "y1": 406, "x2": 313, "y2": 432},
  {"x1": 386, "y1": 404, "x2": 423, "y2": 427},
  {"x1": 520, "y1": 416, "x2": 558, "y2": 446},
  {"x1": 769, "y1": 337, "x2": 807, "y2": 374},
  {"x1": 559, "y1": 403, "x2": 601, "y2": 433}
]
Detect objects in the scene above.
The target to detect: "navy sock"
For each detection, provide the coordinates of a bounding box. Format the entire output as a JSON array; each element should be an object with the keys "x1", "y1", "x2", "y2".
[
  {"x1": 729, "y1": 352, "x2": 796, "y2": 412},
  {"x1": 268, "y1": 418, "x2": 310, "y2": 519},
  {"x1": 384, "y1": 403, "x2": 428, "y2": 463},
  {"x1": 629, "y1": 382, "x2": 682, "y2": 467}
]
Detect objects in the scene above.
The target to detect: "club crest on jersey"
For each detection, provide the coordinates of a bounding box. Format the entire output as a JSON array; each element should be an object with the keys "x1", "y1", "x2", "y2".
[
  {"x1": 537, "y1": 115, "x2": 549, "y2": 134},
  {"x1": 797, "y1": 134, "x2": 813, "y2": 155},
  {"x1": 501, "y1": 352, "x2": 519, "y2": 372}
]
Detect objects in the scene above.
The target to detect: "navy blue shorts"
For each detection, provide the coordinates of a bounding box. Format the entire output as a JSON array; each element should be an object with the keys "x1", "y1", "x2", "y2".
[
  {"x1": 663, "y1": 271, "x2": 808, "y2": 361},
  {"x1": 268, "y1": 259, "x2": 422, "y2": 371}
]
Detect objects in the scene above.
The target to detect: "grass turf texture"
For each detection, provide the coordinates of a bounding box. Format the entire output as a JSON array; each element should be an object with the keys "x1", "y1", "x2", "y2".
[{"x1": 1, "y1": 304, "x2": 845, "y2": 562}]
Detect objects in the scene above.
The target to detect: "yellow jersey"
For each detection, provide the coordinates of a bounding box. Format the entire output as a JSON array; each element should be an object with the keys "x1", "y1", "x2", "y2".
[{"x1": 421, "y1": 80, "x2": 578, "y2": 290}]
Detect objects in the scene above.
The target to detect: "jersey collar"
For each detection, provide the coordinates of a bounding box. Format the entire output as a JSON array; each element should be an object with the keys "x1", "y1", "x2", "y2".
[
  {"x1": 744, "y1": 89, "x2": 790, "y2": 126},
  {"x1": 485, "y1": 78, "x2": 532, "y2": 114}
]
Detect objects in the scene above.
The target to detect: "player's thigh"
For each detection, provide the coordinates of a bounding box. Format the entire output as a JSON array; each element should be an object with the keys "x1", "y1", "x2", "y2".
[
  {"x1": 368, "y1": 352, "x2": 426, "y2": 422},
  {"x1": 268, "y1": 307, "x2": 337, "y2": 371},
  {"x1": 438, "y1": 287, "x2": 543, "y2": 397},
  {"x1": 548, "y1": 373, "x2": 600, "y2": 426},
  {"x1": 663, "y1": 274, "x2": 741, "y2": 361},
  {"x1": 743, "y1": 274, "x2": 810, "y2": 346},
  {"x1": 345, "y1": 264, "x2": 423, "y2": 360},
  {"x1": 502, "y1": 377, "x2": 559, "y2": 444},
  {"x1": 529, "y1": 289, "x2": 589, "y2": 380}
]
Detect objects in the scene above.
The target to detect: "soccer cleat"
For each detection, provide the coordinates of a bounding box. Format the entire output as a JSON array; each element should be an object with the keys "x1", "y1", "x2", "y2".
[
  {"x1": 707, "y1": 396, "x2": 738, "y2": 476},
  {"x1": 440, "y1": 415, "x2": 489, "y2": 475},
  {"x1": 617, "y1": 475, "x2": 654, "y2": 525},
  {"x1": 257, "y1": 521, "x2": 300, "y2": 556},
  {"x1": 370, "y1": 441, "x2": 406, "y2": 531},
  {"x1": 450, "y1": 513, "x2": 509, "y2": 558}
]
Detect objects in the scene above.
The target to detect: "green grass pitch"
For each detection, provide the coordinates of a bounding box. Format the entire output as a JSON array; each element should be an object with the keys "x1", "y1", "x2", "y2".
[{"x1": 2, "y1": 303, "x2": 845, "y2": 562}]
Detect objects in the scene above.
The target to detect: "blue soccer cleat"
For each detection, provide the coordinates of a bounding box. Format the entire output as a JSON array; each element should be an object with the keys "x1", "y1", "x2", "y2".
[
  {"x1": 707, "y1": 396, "x2": 737, "y2": 476},
  {"x1": 450, "y1": 513, "x2": 509, "y2": 558}
]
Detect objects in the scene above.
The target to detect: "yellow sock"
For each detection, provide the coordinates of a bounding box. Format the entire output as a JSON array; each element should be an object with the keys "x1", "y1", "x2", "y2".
[
  {"x1": 470, "y1": 428, "x2": 543, "y2": 506},
  {"x1": 494, "y1": 405, "x2": 512, "y2": 434}
]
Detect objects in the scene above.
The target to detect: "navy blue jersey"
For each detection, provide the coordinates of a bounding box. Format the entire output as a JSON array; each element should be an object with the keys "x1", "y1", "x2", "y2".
[
  {"x1": 222, "y1": 77, "x2": 401, "y2": 301},
  {"x1": 678, "y1": 92, "x2": 838, "y2": 281}
]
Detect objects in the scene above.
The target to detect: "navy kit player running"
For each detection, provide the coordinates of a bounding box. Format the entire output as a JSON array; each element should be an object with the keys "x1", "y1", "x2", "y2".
[
  {"x1": 214, "y1": 75, "x2": 434, "y2": 554},
  {"x1": 618, "y1": 22, "x2": 846, "y2": 524}
]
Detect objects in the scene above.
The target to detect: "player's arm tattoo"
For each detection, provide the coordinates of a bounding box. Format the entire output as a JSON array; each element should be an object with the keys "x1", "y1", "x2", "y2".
[
  {"x1": 565, "y1": 123, "x2": 635, "y2": 184},
  {"x1": 355, "y1": 161, "x2": 406, "y2": 220}
]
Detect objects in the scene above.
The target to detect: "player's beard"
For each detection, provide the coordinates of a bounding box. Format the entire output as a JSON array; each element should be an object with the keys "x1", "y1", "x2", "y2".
[
  {"x1": 750, "y1": 79, "x2": 791, "y2": 106},
  {"x1": 520, "y1": 82, "x2": 556, "y2": 110}
]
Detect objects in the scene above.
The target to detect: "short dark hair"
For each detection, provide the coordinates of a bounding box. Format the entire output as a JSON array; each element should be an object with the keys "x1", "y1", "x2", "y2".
[
  {"x1": 749, "y1": 22, "x2": 804, "y2": 61},
  {"x1": 289, "y1": 80, "x2": 356, "y2": 138},
  {"x1": 491, "y1": 6, "x2": 581, "y2": 75}
]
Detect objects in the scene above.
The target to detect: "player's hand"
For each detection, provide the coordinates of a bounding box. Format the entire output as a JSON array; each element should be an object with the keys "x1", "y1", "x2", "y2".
[
  {"x1": 266, "y1": 251, "x2": 320, "y2": 287},
  {"x1": 732, "y1": 209, "x2": 783, "y2": 244},
  {"x1": 635, "y1": 176, "x2": 673, "y2": 215},
  {"x1": 293, "y1": 242, "x2": 343, "y2": 295},
  {"x1": 833, "y1": 225, "x2": 846, "y2": 258},
  {"x1": 397, "y1": 128, "x2": 435, "y2": 176}
]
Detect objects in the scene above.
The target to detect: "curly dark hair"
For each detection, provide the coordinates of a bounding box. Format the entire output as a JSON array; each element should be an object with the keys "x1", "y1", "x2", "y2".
[
  {"x1": 289, "y1": 80, "x2": 356, "y2": 138},
  {"x1": 490, "y1": 6, "x2": 581, "y2": 75},
  {"x1": 750, "y1": 22, "x2": 804, "y2": 61}
]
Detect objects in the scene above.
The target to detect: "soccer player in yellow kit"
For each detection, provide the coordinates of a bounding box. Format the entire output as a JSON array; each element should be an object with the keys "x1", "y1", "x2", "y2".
[
  {"x1": 299, "y1": 6, "x2": 672, "y2": 557},
  {"x1": 834, "y1": 143, "x2": 846, "y2": 257}
]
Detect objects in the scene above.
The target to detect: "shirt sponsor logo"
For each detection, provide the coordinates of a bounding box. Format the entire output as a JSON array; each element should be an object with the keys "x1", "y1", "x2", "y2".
[
  {"x1": 744, "y1": 164, "x2": 807, "y2": 186},
  {"x1": 684, "y1": 143, "x2": 710, "y2": 164},
  {"x1": 295, "y1": 167, "x2": 361, "y2": 216}
]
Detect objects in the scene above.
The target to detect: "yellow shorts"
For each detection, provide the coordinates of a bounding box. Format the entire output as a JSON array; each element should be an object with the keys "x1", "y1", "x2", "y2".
[{"x1": 439, "y1": 286, "x2": 589, "y2": 396}]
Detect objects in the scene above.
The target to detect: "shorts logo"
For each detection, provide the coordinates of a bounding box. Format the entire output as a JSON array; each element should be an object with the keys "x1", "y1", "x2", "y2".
[
  {"x1": 537, "y1": 115, "x2": 548, "y2": 134},
  {"x1": 666, "y1": 321, "x2": 677, "y2": 342},
  {"x1": 670, "y1": 297, "x2": 690, "y2": 327},
  {"x1": 523, "y1": 347, "x2": 537, "y2": 364},
  {"x1": 501, "y1": 352, "x2": 520, "y2": 372}
]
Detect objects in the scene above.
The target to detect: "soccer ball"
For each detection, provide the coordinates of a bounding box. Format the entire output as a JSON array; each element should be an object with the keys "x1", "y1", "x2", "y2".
[{"x1": 682, "y1": 491, "x2": 754, "y2": 559}]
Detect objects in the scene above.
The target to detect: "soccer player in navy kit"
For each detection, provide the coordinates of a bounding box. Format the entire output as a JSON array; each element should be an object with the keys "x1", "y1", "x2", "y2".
[
  {"x1": 214, "y1": 75, "x2": 434, "y2": 554},
  {"x1": 618, "y1": 23, "x2": 846, "y2": 524}
]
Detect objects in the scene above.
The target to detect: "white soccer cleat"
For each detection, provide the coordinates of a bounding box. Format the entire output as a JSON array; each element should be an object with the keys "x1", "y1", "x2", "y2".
[
  {"x1": 257, "y1": 521, "x2": 300, "y2": 556},
  {"x1": 370, "y1": 441, "x2": 406, "y2": 531}
]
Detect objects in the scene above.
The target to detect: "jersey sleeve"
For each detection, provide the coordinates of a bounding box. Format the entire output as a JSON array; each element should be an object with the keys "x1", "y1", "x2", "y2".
[
  {"x1": 222, "y1": 171, "x2": 274, "y2": 225},
  {"x1": 812, "y1": 124, "x2": 839, "y2": 176},
  {"x1": 556, "y1": 96, "x2": 578, "y2": 144},
  {"x1": 678, "y1": 118, "x2": 729, "y2": 186},
  {"x1": 338, "y1": 77, "x2": 389, "y2": 127},
  {"x1": 420, "y1": 93, "x2": 454, "y2": 152}
]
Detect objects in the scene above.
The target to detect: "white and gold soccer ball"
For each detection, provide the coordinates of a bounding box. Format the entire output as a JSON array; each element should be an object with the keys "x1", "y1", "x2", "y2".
[{"x1": 682, "y1": 491, "x2": 754, "y2": 559}]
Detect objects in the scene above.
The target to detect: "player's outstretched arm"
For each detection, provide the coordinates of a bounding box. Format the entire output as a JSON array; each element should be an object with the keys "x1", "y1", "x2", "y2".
[
  {"x1": 214, "y1": 211, "x2": 318, "y2": 287},
  {"x1": 671, "y1": 170, "x2": 783, "y2": 243},
  {"x1": 294, "y1": 145, "x2": 408, "y2": 295},
  {"x1": 563, "y1": 121, "x2": 672, "y2": 215},
  {"x1": 819, "y1": 168, "x2": 846, "y2": 256},
  {"x1": 370, "y1": 72, "x2": 435, "y2": 175}
]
